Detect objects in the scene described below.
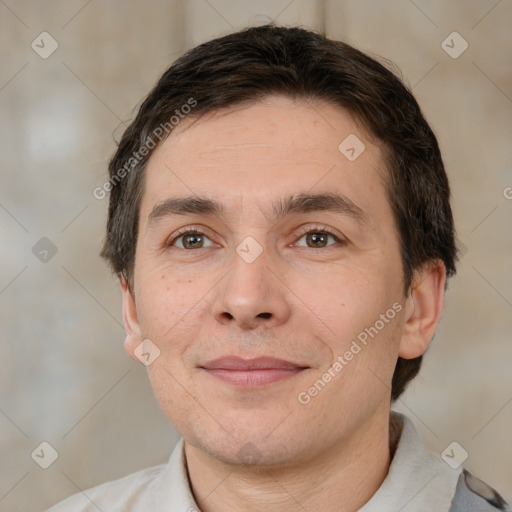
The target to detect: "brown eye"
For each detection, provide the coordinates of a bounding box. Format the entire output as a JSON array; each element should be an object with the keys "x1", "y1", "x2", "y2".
[
  {"x1": 296, "y1": 230, "x2": 340, "y2": 248},
  {"x1": 170, "y1": 230, "x2": 214, "y2": 249},
  {"x1": 305, "y1": 232, "x2": 330, "y2": 248},
  {"x1": 181, "y1": 233, "x2": 204, "y2": 249}
]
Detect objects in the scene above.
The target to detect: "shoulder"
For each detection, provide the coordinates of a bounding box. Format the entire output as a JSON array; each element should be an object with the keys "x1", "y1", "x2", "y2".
[
  {"x1": 44, "y1": 463, "x2": 166, "y2": 512},
  {"x1": 450, "y1": 469, "x2": 510, "y2": 512}
]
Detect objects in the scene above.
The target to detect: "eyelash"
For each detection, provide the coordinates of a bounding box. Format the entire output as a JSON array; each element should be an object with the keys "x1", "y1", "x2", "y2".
[
  {"x1": 166, "y1": 224, "x2": 345, "y2": 249},
  {"x1": 294, "y1": 224, "x2": 344, "y2": 247}
]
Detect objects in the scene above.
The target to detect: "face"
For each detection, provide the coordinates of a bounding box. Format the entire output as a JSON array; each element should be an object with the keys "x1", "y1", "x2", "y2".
[{"x1": 122, "y1": 95, "x2": 439, "y2": 468}]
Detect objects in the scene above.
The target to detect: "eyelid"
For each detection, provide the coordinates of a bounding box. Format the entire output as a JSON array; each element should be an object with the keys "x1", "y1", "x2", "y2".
[
  {"x1": 292, "y1": 223, "x2": 345, "y2": 244},
  {"x1": 165, "y1": 225, "x2": 215, "y2": 247}
]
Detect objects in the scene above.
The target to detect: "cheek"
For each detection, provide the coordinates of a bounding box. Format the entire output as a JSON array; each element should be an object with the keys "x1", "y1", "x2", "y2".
[
  {"x1": 290, "y1": 262, "x2": 405, "y2": 389},
  {"x1": 145, "y1": 362, "x2": 195, "y2": 435},
  {"x1": 138, "y1": 273, "x2": 205, "y2": 427},
  {"x1": 136, "y1": 270, "x2": 196, "y2": 329},
  {"x1": 135, "y1": 267, "x2": 223, "y2": 379},
  {"x1": 290, "y1": 263, "x2": 393, "y2": 335}
]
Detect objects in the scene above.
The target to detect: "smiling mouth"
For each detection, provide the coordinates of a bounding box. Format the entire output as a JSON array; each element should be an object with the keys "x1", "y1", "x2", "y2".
[{"x1": 199, "y1": 356, "x2": 309, "y2": 387}]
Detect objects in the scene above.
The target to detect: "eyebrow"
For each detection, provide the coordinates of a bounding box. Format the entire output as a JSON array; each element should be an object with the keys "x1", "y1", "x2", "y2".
[{"x1": 147, "y1": 192, "x2": 369, "y2": 228}]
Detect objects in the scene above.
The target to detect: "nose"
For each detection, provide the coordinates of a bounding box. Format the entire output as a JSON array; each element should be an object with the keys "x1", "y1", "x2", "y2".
[{"x1": 211, "y1": 247, "x2": 291, "y2": 330}]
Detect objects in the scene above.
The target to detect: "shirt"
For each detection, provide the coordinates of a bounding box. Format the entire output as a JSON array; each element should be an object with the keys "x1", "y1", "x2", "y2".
[{"x1": 45, "y1": 412, "x2": 510, "y2": 511}]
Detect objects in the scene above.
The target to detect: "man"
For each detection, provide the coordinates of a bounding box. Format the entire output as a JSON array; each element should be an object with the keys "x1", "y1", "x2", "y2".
[{"x1": 48, "y1": 24, "x2": 509, "y2": 511}]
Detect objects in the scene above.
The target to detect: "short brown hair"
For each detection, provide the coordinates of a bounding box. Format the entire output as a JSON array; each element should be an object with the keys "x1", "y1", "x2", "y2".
[{"x1": 101, "y1": 23, "x2": 458, "y2": 401}]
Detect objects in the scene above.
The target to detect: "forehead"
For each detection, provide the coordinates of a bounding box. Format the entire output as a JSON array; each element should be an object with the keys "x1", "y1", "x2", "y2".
[
  {"x1": 153, "y1": 96, "x2": 376, "y2": 167},
  {"x1": 140, "y1": 95, "x2": 390, "y2": 228}
]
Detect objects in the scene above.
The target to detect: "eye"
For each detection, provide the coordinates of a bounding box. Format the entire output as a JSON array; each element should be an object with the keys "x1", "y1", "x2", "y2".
[
  {"x1": 294, "y1": 226, "x2": 344, "y2": 249},
  {"x1": 168, "y1": 229, "x2": 215, "y2": 250}
]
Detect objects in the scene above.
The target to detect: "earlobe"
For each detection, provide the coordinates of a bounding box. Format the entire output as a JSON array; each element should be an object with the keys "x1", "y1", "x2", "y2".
[
  {"x1": 120, "y1": 275, "x2": 143, "y2": 361},
  {"x1": 398, "y1": 260, "x2": 446, "y2": 359}
]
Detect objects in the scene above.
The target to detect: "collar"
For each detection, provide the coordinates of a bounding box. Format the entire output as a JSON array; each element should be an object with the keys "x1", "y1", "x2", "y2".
[{"x1": 360, "y1": 412, "x2": 462, "y2": 511}]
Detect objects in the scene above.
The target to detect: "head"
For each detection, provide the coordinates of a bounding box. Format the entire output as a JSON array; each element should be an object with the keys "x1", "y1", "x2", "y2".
[{"x1": 100, "y1": 24, "x2": 457, "y2": 465}]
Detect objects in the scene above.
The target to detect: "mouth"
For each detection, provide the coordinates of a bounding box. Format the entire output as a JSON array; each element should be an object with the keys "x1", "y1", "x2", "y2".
[{"x1": 199, "y1": 356, "x2": 309, "y2": 387}]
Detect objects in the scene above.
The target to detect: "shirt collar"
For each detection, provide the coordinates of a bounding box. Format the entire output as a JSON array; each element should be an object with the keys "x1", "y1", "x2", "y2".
[
  {"x1": 156, "y1": 436, "x2": 198, "y2": 511},
  {"x1": 360, "y1": 412, "x2": 462, "y2": 511}
]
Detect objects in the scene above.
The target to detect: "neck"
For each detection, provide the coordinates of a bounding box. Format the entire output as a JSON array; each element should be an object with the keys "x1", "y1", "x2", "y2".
[{"x1": 184, "y1": 408, "x2": 397, "y2": 512}]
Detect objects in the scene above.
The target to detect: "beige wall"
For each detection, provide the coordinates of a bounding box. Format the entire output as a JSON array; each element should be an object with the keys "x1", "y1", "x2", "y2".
[{"x1": 1, "y1": 1, "x2": 510, "y2": 510}]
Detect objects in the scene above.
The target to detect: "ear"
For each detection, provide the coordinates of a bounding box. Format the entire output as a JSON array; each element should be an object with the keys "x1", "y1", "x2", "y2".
[
  {"x1": 120, "y1": 275, "x2": 143, "y2": 361},
  {"x1": 398, "y1": 260, "x2": 446, "y2": 359}
]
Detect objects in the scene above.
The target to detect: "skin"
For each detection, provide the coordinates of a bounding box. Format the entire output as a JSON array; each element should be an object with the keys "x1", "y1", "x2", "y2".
[{"x1": 121, "y1": 95, "x2": 446, "y2": 512}]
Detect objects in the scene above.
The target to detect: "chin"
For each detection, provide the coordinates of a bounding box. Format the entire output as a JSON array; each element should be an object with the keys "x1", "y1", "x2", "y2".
[{"x1": 184, "y1": 418, "x2": 314, "y2": 469}]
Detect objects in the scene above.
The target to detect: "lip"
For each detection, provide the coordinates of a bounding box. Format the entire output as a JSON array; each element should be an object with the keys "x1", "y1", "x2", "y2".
[{"x1": 199, "y1": 356, "x2": 309, "y2": 387}]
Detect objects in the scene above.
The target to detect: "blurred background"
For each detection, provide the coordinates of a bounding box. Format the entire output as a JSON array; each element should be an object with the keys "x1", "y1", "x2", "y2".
[{"x1": 1, "y1": 1, "x2": 511, "y2": 510}]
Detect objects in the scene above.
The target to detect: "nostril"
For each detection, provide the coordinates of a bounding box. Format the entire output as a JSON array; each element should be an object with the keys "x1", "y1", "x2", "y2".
[{"x1": 220, "y1": 311, "x2": 271, "y2": 322}]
